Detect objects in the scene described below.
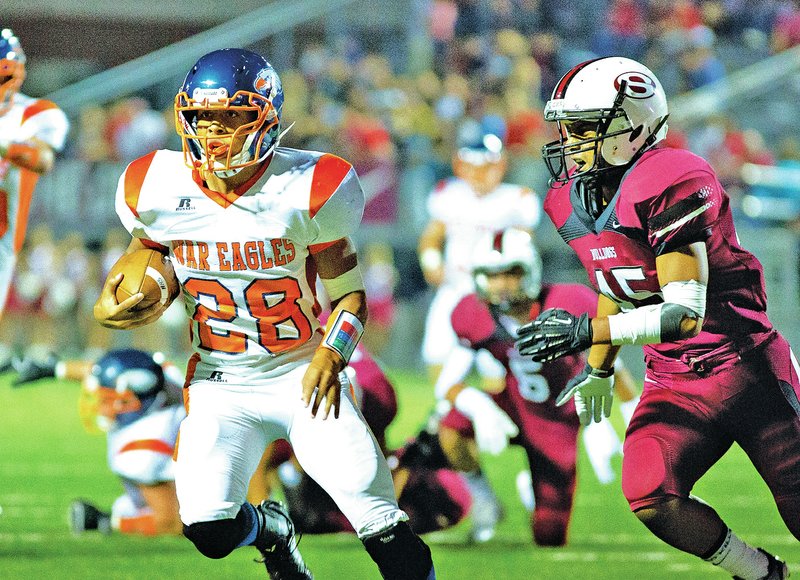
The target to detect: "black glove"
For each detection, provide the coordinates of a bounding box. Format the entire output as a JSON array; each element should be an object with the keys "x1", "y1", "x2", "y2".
[
  {"x1": 12, "y1": 354, "x2": 58, "y2": 387},
  {"x1": 515, "y1": 308, "x2": 593, "y2": 362}
]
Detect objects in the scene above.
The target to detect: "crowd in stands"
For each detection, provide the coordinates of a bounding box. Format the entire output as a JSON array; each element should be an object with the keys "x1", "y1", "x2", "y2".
[{"x1": 8, "y1": 0, "x2": 800, "y2": 361}]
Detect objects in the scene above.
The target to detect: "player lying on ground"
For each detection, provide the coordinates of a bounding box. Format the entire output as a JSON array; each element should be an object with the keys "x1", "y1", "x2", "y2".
[{"x1": 14, "y1": 349, "x2": 185, "y2": 536}]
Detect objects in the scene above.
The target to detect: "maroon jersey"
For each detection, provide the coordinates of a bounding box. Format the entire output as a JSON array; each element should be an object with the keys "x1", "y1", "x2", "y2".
[
  {"x1": 448, "y1": 283, "x2": 599, "y2": 546},
  {"x1": 544, "y1": 147, "x2": 773, "y2": 369},
  {"x1": 451, "y1": 283, "x2": 597, "y2": 423}
]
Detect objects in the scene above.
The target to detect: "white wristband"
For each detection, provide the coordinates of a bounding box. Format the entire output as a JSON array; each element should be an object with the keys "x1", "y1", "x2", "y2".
[
  {"x1": 419, "y1": 248, "x2": 443, "y2": 271},
  {"x1": 322, "y1": 310, "x2": 364, "y2": 362},
  {"x1": 608, "y1": 304, "x2": 662, "y2": 345}
]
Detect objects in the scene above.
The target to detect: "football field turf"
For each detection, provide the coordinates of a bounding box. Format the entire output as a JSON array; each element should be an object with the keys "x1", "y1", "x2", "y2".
[{"x1": 1, "y1": 369, "x2": 797, "y2": 579}]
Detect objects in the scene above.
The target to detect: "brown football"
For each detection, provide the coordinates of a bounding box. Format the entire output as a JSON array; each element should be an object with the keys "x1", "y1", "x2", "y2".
[{"x1": 110, "y1": 249, "x2": 180, "y2": 311}]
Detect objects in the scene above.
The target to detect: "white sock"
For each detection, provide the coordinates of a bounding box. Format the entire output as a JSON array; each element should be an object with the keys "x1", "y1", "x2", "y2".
[{"x1": 705, "y1": 528, "x2": 769, "y2": 580}]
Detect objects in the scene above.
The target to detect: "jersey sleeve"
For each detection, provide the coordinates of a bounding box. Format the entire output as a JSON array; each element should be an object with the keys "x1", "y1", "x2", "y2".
[
  {"x1": 19, "y1": 100, "x2": 69, "y2": 151},
  {"x1": 114, "y1": 152, "x2": 166, "y2": 248},
  {"x1": 309, "y1": 154, "x2": 365, "y2": 246},
  {"x1": 638, "y1": 169, "x2": 722, "y2": 255}
]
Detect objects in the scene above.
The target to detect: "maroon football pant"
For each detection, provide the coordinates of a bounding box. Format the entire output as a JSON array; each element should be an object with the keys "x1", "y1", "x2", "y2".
[{"x1": 622, "y1": 333, "x2": 800, "y2": 538}]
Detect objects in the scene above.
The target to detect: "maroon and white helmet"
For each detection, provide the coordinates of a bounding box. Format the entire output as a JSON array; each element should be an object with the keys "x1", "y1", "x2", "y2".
[
  {"x1": 542, "y1": 56, "x2": 668, "y2": 184},
  {"x1": 472, "y1": 229, "x2": 541, "y2": 309}
]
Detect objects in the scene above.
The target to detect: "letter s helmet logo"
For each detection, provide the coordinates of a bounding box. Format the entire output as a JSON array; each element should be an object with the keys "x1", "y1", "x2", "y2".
[{"x1": 614, "y1": 72, "x2": 657, "y2": 99}]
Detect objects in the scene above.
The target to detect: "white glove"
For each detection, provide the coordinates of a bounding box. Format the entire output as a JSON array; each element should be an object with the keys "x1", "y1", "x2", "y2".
[
  {"x1": 556, "y1": 365, "x2": 615, "y2": 426},
  {"x1": 454, "y1": 387, "x2": 519, "y2": 455}
]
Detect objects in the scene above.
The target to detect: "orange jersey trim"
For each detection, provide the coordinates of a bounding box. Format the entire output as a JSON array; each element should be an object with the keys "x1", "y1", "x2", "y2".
[
  {"x1": 308, "y1": 239, "x2": 340, "y2": 254},
  {"x1": 118, "y1": 439, "x2": 174, "y2": 456},
  {"x1": 309, "y1": 154, "x2": 351, "y2": 219},
  {"x1": 140, "y1": 238, "x2": 169, "y2": 252},
  {"x1": 124, "y1": 151, "x2": 157, "y2": 218},
  {"x1": 21, "y1": 99, "x2": 58, "y2": 124}
]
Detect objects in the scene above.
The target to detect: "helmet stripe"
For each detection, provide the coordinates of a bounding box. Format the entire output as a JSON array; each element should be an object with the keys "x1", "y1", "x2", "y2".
[
  {"x1": 493, "y1": 231, "x2": 504, "y2": 252},
  {"x1": 553, "y1": 57, "x2": 604, "y2": 99}
]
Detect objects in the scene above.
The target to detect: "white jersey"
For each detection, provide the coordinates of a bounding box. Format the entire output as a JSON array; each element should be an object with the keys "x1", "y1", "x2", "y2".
[
  {"x1": 115, "y1": 147, "x2": 365, "y2": 383},
  {"x1": 427, "y1": 178, "x2": 540, "y2": 294},
  {"x1": 107, "y1": 403, "x2": 186, "y2": 486},
  {"x1": 0, "y1": 93, "x2": 68, "y2": 311}
]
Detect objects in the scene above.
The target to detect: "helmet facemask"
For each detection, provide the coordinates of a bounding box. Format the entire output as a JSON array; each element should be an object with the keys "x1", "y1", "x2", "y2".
[
  {"x1": 472, "y1": 229, "x2": 542, "y2": 313},
  {"x1": 79, "y1": 365, "x2": 165, "y2": 433},
  {"x1": 542, "y1": 58, "x2": 670, "y2": 205},
  {"x1": 175, "y1": 90, "x2": 279, "y2": 178}
]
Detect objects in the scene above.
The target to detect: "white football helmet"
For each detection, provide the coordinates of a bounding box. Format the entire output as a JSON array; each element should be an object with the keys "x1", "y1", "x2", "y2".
[
  {"x1": 472, "y1": 229, "x2": 541, "y2": 311},
  {"x1": 542, "y1": 57, "x2": 668, "y2": 185}
]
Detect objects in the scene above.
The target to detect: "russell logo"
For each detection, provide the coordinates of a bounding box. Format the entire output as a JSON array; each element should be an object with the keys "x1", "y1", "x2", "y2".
[{"x1": 176, "y1": 198, "x2": 194, "y2": 211}]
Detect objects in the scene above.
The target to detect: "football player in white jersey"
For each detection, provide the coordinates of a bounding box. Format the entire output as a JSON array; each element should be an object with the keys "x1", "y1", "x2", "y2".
[
  {"x1": 417, "y1": 137, "x2": 540, "y2": 536},
  {"x1": 0, "y1": 28, "x2": 68, "y2": 369},
  {"x1": 49, "y1": 349, "x2": 186, "y2": 537},
  {"x1": 94, "y1": 48, "x2": 434, "y2": 580},
  {"x1": 418, "y1": 133, "x2": 541, "y2": 383}
]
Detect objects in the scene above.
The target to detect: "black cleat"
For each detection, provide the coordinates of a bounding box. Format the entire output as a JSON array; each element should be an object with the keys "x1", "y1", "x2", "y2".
[
  {"x1": 733, "y1": 548, "x2": 789, "y2": 580},
  {"x1": 757, "y1": 549, "x2": 789, "y2": 580},
  {"x1": 69, "y1": 500, "x2": 111, "y2": 535},
  {"x1": 254, "y1": 500, "x2": 312, "y2": 579}
]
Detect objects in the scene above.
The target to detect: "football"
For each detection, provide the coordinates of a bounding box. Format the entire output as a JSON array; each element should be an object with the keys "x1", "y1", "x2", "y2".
[{"x1": 110, "y1": 249, "x2": 180, "y2": 311}]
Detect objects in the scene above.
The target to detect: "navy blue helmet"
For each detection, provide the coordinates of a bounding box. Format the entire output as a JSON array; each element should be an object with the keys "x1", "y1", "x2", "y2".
[
  {"x1": 81, "y1": 349, "x2": 166, "y2": 431},
  {"x1": 174, "y1": 48, "x2": 284, "y2": 176}
]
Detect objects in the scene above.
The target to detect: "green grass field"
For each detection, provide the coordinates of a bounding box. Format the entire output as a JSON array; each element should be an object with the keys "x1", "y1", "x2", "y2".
[{"x1": 1, "y1": 369, "x2": 797, "y2": 579}]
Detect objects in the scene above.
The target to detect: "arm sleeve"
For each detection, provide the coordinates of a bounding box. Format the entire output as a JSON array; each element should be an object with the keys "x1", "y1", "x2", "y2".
[{"x1": 640, "y1": 170, "x2": 722, "y2": 255}]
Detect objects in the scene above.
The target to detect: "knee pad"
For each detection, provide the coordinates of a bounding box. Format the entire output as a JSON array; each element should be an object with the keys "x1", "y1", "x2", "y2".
[
  {"x1": 362, "y1": 520, "x2": 434, "y2": 580},
  {"x1": 183, "y1": 516, "x2": 246, "y2": 559},
  {"x1": 621, "y1": 437, "x2": 669, "y2": 510}
]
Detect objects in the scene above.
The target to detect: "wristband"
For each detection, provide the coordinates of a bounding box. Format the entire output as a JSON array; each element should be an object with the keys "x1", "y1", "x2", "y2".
[{"x1": 322, "y1": 310, "x2": 364, "y2": 363}]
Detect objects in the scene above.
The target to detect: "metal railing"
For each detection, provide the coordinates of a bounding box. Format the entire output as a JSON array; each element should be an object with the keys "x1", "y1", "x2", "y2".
[{"x1": 46, "y1": 0, "x2": 359, "y2": 115}]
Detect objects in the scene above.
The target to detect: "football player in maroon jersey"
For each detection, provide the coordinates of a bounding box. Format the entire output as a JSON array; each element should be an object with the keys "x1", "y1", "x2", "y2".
[
  {"x1": 517, "y1": 56, "x2": 796, "y2": 579},
  {"x1": 435, "y1": 228, "x2": 638, "y2": 546}
]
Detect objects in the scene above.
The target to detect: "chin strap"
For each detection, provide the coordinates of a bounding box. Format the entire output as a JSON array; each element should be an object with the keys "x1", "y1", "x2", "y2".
[{"x1": 209, "y1": 122, "x2": 296, "y2": 178}]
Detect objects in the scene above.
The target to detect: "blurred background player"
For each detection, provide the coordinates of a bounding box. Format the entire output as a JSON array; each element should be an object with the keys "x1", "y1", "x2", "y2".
[
  {"x1": 247, "y1": 341, "x2": 472, "y2": 537},
  {"x1": 434, "y1": 228, "x2": 638, "y2": 545},
  {"x1": 417, "y1": 132, "x2": 540, "y2": 385},
  {"x1": 0, "y1": 28, "x2": 68, "y2": 370},
  {"x1": 15, "y1": 348, "x2": 185, "y2": 536},
  {"x1": 518, "y1": 56, "x2": 797, "y2": 579},
  {"x1": 94, "y1": 48, "x2": 434, "y2": 580}
]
